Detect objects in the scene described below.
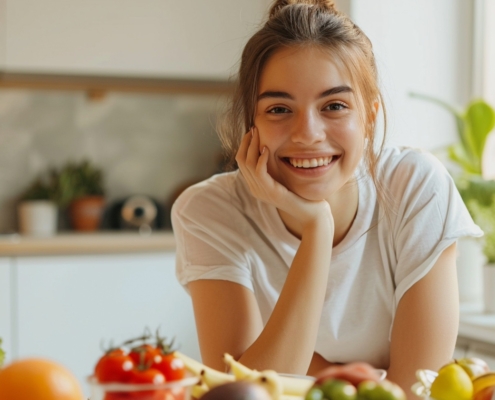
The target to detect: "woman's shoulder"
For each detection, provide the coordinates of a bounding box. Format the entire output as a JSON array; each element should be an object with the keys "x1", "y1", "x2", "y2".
[
  {"x1": 172, "y1": 170, "x2": 241, "y2": 215},
  {"x1": 378, "y1": 146, "x2": 451, "y2": 191},
  {"x1": 379, "y1": 146, "x2": 446, "y2": 174}
]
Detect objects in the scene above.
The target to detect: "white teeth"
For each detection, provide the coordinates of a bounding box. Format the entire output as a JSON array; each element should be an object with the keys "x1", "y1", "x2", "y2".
[{"x1": 288, "y1": 156, "x2": 334, "y2": 168}]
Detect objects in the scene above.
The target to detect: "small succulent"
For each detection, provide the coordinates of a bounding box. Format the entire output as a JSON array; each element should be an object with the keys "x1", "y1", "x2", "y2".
[{"x1": 56, "y1": 160, "x2": 105, "y2": 208}]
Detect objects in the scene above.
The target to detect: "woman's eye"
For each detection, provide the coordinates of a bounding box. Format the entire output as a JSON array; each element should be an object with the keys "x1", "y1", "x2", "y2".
[
  {"x1": 267, "y1": 106, "x2": 290, "y2": 114},
  {"x1": 324, "y1": 102, "x2": 347, "y2": 111}
]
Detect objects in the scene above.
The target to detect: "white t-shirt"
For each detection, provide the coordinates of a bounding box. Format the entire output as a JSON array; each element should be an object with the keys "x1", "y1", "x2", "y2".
[{"x1": 172, "y1": 146, "x2": 482, "y2": 369}]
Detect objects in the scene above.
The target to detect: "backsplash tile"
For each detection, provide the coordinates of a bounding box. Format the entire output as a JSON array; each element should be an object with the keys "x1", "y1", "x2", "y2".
[{"x1": 0, "y1": 89, "x2": 225, "y2": 233}]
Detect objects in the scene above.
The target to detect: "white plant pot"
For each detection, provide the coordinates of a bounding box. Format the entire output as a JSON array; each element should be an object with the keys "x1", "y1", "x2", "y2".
[
  {"x1": 484, "y1": 264, "x2": 495, "y2": 314},
  {"x1": 18, "y1": 200, "x2": 58, "y2": 236},
  {"x1": 456, "y1": 237, "x2": 485, "y2": 304}
]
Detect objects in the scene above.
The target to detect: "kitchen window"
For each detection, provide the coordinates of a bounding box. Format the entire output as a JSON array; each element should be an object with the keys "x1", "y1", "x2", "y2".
[{"x1": 474, "y1": 0, "x2": 495, "y2": 179}]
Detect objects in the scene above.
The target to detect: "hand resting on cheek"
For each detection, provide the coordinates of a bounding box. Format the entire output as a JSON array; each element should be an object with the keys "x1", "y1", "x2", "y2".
[{"x1": 235, "y1": 126, "x2": 333, "y2": 232}]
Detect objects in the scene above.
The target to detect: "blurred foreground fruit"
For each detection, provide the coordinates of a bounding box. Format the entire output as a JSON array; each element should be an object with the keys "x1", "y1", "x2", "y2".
[
  {"x1": 0, "y1": 358, "x2": 84, "y2": 400},
  {"x1": 455, "y1": 357, "x2": 491, "y2": 380},
  {"x1": 357, "y1": 380, "x2": 406, "y2": 400},
  {"x1": 473, "y1": 384, "x2": 495, "y2": 400},
  {"x1": 200, "y1": 380, "x2": 271, "y2": 400},
  {"x1": 473, "y1": 372, "x2": 495, "y2": 398},
  {"x1": 307, "y1": 378, "x2": 405, "y2": 400},
  {"x1": 430, "y1": 363, "x2": 473, "y2": 400}
]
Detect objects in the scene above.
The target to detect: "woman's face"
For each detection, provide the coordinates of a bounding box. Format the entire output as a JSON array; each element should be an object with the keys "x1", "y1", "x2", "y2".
[{"x1": 254, "y1": 46, "x2": 367, "y2": 202}]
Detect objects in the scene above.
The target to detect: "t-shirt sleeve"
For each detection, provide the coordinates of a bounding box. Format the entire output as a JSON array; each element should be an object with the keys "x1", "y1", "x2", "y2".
[
  {"x1": 389, "y1": 150, "x2": 483, "y2": 309},
  {"x1": 171, "y1": 179, "x2": 254, "y2": 293}
]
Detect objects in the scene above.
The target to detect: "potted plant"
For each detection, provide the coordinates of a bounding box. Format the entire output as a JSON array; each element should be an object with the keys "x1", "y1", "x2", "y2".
[
  {"x1": 17, "y1": 172, "x2": 58, "y2": 236},
  {"x1": 411, "y1": 93, "x2": 495, "y2": 309},
  {"x1": 57, "y1": 160, "x2": 106, "y2": 232}
]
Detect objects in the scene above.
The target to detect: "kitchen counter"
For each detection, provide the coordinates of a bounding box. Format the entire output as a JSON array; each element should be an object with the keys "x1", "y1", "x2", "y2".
[
  {"x1": 0, "y1": 231, "x2": 176, "y2": 256},
  {"x1": 459, "y1": 303, "x2": 495, "y2": 346}
]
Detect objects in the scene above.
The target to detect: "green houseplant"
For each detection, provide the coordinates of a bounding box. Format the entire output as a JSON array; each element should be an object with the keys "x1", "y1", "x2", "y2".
[
  {"x1": 411, "y1": 93, "x2": 495, "y2": 310},
  {"x1": 57, "y1": 160, "x2": 106, "y2": 232}
]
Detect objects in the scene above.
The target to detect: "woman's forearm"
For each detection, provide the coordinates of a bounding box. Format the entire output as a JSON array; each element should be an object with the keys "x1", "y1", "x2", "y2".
[{"x1": 238, "y1": 216, "x2": 333, "y2": 375}]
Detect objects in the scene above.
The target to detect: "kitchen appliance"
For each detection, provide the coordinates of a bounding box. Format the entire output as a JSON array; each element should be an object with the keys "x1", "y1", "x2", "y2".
[{"x1": 102, "y1": 195, "x2": 167, "y2": 231}]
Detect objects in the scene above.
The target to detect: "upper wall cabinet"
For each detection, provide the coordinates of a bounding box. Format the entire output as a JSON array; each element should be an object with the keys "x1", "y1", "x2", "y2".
[{"x1": 0, "y1": 0, "x2": 270, "y2": 80}]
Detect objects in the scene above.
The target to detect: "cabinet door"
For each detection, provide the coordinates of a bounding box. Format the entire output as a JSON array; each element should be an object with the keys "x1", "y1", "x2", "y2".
[
  {"x1": 0, "y1": 257, "x2": 12, "y2": 364},
  {"x1": 4, "y1": 0, "x2": 269, "y2": 79},
  {"x1": 15, "y1": 252, "x2": 199, "y2": 395}
]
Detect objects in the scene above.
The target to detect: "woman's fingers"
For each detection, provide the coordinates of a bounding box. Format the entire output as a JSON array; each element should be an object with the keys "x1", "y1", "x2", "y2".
[
  {"x1": 246, "y1": 126, "x2": 260, "y2": 170},
  {"x1": 235, "y1": 128, "x2": 253, "y2": 167},
  {"x1": 315, "y1": 362, "x2": 381, "y2": 386}
]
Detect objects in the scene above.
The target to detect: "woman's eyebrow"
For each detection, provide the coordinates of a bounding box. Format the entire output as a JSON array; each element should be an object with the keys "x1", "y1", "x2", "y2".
[
  {"x1": 320, "y1": 85, "x2": 353, "y2": 97},
  {"x1": 257, "y1": 85, "x2": 353, "y2": 101}
]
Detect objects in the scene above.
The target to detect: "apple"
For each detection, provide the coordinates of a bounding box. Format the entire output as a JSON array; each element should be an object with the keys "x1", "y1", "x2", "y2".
[{"x1": 456, "y1": 357, "x2": 491, "y2": 380}]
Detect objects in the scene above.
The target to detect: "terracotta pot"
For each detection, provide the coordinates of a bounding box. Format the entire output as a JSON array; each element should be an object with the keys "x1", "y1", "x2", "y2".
[{"x1": 69, "y1": 196, "x2": 105, "y2": 231}]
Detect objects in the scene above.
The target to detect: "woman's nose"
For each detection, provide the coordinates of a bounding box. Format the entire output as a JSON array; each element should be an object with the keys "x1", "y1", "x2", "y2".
[{"x1": 290, "y1": 111, "x2": 326, "y2": 145}]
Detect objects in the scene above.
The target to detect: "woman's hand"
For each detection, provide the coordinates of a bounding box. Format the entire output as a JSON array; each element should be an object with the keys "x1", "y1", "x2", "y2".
[
  {"x1": 314, "y1": 363, "x2": 382, "y2": 386},
  {"x1": 235, "y1": 127, "x2": 332, "y2": 230}
]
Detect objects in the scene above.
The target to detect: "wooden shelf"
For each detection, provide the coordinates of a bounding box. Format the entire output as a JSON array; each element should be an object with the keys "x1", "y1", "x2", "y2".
[
  {"x1": 0, "y1": 231, "x2": 176, "y2": 256},
  {"x1": 0, "y1": 71, "x2": 235, "y2": 95}
]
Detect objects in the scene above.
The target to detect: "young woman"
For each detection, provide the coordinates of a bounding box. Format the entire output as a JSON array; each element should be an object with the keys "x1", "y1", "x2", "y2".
[{"x1": 172, "y1": 0, "x2": 482, "y2": 395}]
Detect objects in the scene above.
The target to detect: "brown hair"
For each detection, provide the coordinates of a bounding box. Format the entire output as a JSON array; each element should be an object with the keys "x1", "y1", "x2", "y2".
[{"x1": 218, "y1": 0, "x2": 388, "y2": 200}]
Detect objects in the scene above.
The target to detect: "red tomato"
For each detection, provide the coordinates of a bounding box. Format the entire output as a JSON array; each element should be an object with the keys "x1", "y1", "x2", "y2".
[
  {"x1": 128, "y1": 368, "x2": 166, "y2": 400},
  {"x1": 153, "y1": 354, "x2": 186, "y2": 382},
  {"x1": 129, "y1": 368, "x2": 165, "y2": 385},
  {"x1": 95, "y1": 349, "x2": 135, "y2": 383},
  {"x1": 129, "y1": 344, "x2": 163, "y2": 368}
]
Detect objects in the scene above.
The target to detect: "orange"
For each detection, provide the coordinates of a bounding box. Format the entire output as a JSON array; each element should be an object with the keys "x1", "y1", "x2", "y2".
[{"x1": 0, "y1": 357, "x2": 84, "y2": 400}]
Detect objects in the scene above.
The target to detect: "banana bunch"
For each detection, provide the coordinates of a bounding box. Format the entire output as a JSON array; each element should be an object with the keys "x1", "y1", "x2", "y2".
[{"x1": 174, "y1": 351, "x2": 314, "y2": 400}]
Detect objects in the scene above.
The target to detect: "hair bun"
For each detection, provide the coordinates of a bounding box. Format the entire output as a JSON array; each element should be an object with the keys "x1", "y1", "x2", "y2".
[{"x1": 268, "y1": 0, "x2": 337, "y2": 19}]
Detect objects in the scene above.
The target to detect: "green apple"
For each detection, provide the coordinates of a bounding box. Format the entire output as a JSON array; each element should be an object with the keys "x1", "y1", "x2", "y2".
[
  {"x1": 321, "y1": 379, "x2": 357, "y2": 400},
  {"x1": 356, "y1": 380, "x2": 406, "y2": 400}
]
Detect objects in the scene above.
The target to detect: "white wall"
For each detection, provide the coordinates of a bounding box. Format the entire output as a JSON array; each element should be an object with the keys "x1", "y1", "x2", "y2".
[{"x1": 350, "y1": 0, "x2": 474, "y2": 152}]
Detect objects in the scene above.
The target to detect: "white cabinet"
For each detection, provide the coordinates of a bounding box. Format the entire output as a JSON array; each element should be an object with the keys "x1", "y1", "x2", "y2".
[
  {"x1": 1, "y1": 0, "x2": 269, "y2": 79},
  {"x1": 14, "y1": 251, "x2": 199, "y2": 396},
  {"x1": 0, "y1": 257, "x2": 12, "y2": 365}
]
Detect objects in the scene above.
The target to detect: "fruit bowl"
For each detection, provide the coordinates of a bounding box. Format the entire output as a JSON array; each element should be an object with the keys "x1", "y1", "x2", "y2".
[
  {"x1": 411, "y1": 369, "x2": 438, "y2": 399},
  {"x1": 87, "y1": 375, "x2": 199, "y2": 400}
]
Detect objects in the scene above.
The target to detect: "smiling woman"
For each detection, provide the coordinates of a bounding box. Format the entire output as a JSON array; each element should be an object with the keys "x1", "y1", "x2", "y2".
[{"x1": 171, "y1": 0, "x2": 483, "y2": 396}]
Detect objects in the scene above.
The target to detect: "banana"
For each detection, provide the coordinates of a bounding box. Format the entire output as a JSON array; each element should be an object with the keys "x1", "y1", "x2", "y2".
[
  {"x1": 473, "y1": 372, "x2": 495, "y2": 396},
  {"x1": 245, "y1": 369, "x2": 283, "y2": 400},
  {"x1": 191, "y1": 379, "x2": 209, "y2": 399},
  {"x1": 223, "y1": 353, "x2": 260, "y2": 380},
  {"x1": 174, "y1": 351, "x2": 206, "y2": 376},
  {"x1": 199, "y1": 367, "x2": 235, "y2": 388},
  {"x1": 279, "y1": 375, "x2": 314, "y2": 397},
  {"x1": 223, "y1": 353, "x2": 314, "y2": 397},
  {"x1": 178, "y1": 351, "x2": 314, "y2": 399}
]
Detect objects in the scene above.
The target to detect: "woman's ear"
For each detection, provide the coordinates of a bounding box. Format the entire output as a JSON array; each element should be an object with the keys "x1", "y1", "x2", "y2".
[{"x1": 371, "y1": 99, "x2": 380, "y2": 123}]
